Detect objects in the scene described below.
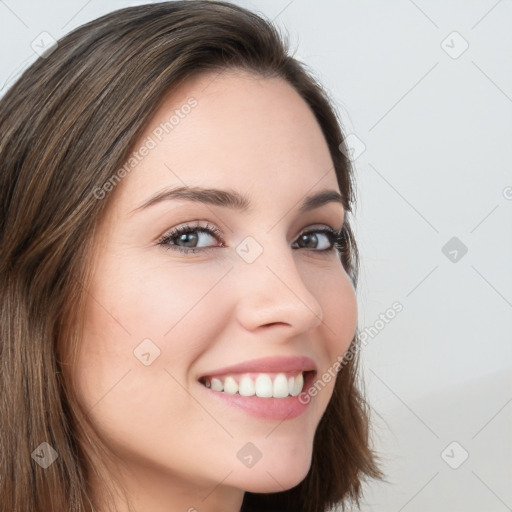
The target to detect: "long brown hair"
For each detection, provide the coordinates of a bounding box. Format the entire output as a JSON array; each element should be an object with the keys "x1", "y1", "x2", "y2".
[{"x1": 0, "y1": 1, "x2": 382, "y2": 510}]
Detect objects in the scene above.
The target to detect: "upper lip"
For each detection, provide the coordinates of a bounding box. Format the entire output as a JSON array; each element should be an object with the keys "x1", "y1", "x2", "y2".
[{"x1": 198, "y1": 355, "x2": 318, "y2": 379}]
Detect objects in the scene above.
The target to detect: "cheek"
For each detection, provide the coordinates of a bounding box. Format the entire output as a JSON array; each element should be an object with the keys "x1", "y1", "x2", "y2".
[
  {"x1": 299, "y1": 266, "x2": 357, "y2": 415},
  {"x1": 72, "y1": 260, "x2": 228, "y2": 459},
  {"x1": 314, "y1": 266, "x2": 358, "y2": 359},
  {"x1": 84, "y1": 255, "x2": 225, "y2": 342},
  {"x1": 74, "y1": 257, "x2": 229, "y2": 402}
]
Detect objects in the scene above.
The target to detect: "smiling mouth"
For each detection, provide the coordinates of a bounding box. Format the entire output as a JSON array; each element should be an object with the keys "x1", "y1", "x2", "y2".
[{"x1": 199, "y1": 370, "x2": 315, "y2": 399}]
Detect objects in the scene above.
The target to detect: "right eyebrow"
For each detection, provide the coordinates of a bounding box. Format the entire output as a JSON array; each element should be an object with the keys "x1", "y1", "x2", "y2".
[{"x1": 130, "y1": 186, "x2": 251, "y2": 214}]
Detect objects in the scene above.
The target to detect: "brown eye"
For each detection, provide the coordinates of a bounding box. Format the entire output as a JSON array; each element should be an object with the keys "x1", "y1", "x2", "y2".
[{"x1": 292, "y1": 228, "x2": 341, "y2": 252}]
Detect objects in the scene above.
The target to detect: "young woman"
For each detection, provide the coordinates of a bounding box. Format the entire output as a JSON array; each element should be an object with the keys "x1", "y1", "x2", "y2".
[{"x1": 0, "y1": 2, "x2": 382, "y2": 511}]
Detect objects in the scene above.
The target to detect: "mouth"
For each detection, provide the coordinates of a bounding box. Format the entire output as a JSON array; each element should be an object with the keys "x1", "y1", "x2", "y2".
[
  {"x1": 196, "y1": 356, "x2": 318, "y2": 420},
  {"x1": 199, "y1": 370, "x2": 316, "y2": 398}
]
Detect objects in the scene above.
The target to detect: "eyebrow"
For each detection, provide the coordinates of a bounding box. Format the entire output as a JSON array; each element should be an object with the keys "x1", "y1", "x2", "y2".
[{"x1": 130, "y1": 186, "x2": 345, "y2": 215}]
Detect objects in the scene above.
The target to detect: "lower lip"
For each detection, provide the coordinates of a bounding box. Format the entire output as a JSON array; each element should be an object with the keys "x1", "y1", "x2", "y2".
[{"x1": 198, "y1": 372, "x2": 315, "y2": 421}]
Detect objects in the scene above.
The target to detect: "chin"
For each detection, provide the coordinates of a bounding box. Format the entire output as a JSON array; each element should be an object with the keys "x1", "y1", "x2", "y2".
[
  {"x1": 241, "y1": 465, "x2": 311, "y2": 494},
  {"x1": 234, "y1": 446, "x2": 313, "y2": 494}
]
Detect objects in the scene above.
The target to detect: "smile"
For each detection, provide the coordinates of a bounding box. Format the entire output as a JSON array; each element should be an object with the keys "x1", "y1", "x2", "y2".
[
  {"x1": 196, "y1": 355, "x2": 318, "y2": 420},
  {"x1": 199, "y1": 371, "x2": 314, "y2": 398}
]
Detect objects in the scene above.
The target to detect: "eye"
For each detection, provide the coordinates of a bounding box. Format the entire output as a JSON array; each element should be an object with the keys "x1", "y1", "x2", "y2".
[
  {"x1": 157, "y1": 223, "x2": 346, "y2": 255},
  {"x1": 292, "y1": 227, "x2": 345, "y2": 253},
  {"x1": 157, "y1": 222, "x2": 224, "y2": 254}
]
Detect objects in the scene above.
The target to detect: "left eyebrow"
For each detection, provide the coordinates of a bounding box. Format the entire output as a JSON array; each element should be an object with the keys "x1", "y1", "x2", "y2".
[{"x1": 130, "y1": 186, "x2": 345, "y2": 215}]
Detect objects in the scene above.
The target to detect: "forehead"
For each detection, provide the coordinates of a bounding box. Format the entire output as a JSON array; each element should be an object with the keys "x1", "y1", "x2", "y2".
[{"x1": 115, "y1": 69, "x2": 339, "y2": 212}]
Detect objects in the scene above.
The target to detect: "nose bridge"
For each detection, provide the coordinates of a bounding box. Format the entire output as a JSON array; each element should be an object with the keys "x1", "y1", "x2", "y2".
[{"x1": 233, "y1": 234, "x2": 324, "y2": 332}]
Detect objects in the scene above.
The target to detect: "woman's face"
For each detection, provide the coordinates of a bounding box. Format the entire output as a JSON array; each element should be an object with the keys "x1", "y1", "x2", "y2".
[{"x1": 74, "y1": 69, "x2": 357, "y2": 510}]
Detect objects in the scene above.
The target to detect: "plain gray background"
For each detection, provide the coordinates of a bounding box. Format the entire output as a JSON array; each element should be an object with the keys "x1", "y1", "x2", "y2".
[{"x1": 1, "y1": 1, "x2": 511, "y2": 510}]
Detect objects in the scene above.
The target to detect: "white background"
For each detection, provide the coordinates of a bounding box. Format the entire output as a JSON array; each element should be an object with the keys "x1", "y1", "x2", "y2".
[{"x1": 1, "y1": 1, "x2": 511, "y2": 510}]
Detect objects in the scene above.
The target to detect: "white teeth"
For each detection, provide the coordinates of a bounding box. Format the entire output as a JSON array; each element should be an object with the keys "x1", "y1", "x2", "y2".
[
  {"x1": 291, "y1": 372, "x2": 303, "y2": 396},
  {"x1": 210, "y1": 377, "x2": 223, "y2": 392},
  {"x1": 238, "y1": 376, "x2": 256, "y2": 396},
  {"x1": 273, "y1": 373, "x2": 289, "y2": 398},
  {"x1": 202, "y1": 372, "x2": 306, "y2": 398},
  {"x1": 288, "y1": 376, "x2": 295, "y2": 393},
  {"x1": 223, "y1": 376, "x2": 238, "y2": 395},
  {"x1": 255, "y1": 374, "x2": 273, "y2": 397}
]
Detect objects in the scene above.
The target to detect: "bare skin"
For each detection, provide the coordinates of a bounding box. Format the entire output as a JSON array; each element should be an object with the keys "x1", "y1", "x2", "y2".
[{"x1": 73, "y1": 69, "x2": 357, "y2": 512}]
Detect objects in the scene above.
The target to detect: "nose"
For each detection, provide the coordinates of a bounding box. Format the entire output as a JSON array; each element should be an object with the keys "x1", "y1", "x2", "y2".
[{"x1": 233, "y1": 241, "x2": 324, "y2": 335}]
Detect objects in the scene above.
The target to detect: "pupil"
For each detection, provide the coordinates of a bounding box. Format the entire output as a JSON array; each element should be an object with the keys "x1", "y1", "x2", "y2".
[
  {"x1": 179, "y1": 232, "x2": 198, "y2": 247},
  {"x1": 301, "y1": 233, "x2": 317, "y2": 248}
]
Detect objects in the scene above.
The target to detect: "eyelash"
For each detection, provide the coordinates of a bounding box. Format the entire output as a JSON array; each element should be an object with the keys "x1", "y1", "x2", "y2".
[{"x1": 157, "y1": 222, "x2": 346, "y2": 255}]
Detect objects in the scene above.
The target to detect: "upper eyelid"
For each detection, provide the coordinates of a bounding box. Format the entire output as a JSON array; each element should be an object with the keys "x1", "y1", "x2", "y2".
[{"x1": 161, "y1": 222, "x2": 340, "y2": 238}]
